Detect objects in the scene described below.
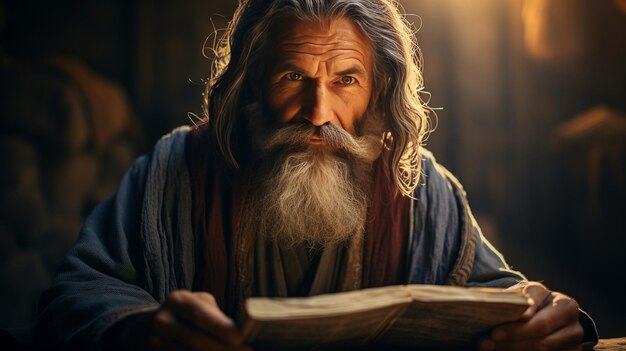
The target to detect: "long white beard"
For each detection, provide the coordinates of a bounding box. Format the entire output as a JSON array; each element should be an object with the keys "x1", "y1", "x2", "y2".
[{"x1": 243, "y1": 119, "x2": 382, "y2": 247}]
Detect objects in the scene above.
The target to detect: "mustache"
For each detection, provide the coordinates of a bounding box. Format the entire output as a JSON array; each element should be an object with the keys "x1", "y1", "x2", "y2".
[{"x1": 262, "y1": 122, "x2": 380, "y2": 160}]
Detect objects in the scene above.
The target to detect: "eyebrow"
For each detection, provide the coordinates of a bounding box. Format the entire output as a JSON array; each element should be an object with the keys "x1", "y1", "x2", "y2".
[
  {"x1": 274, "y1": 63, "x2": 309, "y2": 75},
  {"x1": 335, "y1": 66, "x2": 366, "y2": 76},
  {"x1": 273, "y1": 63, "x2": 367, "y2": 77}
]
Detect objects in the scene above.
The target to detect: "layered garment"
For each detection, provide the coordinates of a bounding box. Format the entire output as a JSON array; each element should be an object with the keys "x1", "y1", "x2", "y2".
[{"x1": 36, "y1": 127, "x2": 529, "y2": 349}]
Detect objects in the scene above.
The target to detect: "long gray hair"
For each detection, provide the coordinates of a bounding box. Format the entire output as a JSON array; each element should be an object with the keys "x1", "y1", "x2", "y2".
[{"x1": 203, "y1": 0, "x2": 430, "y2": 197}]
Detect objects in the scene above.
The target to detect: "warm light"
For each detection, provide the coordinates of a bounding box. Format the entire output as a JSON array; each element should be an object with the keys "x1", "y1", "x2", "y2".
[{"x1": 521, "y1": 0, "x2": 586, "y2": 60}]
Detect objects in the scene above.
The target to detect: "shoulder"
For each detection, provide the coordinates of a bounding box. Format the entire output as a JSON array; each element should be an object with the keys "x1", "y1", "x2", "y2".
[
  {"x1": 415, "y1": 148, "x2": 467, "y2": 203},
  {"x1": 87, "y1": 126, "x2": 194, "y2": 218},
  {"x1": 152, "y1": 126, "x2": 193, "y2": 159},
  {"x1": 411, "y1": 148, "x2": 467, "y2": 233},
  {"x1": 122, "y1": 126, "x2": 191, "y2": 183},
  {"x1": 140, "y1": 126, "x2": 194, "y2": 181},
  {"x1": 408, "y1": 148, "x2": 477, "y2": 285}
]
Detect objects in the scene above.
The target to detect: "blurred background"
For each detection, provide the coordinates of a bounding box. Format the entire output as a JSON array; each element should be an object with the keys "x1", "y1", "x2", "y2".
[{"x1": 0, "y1": 0, "x2": 624, "y2": 338}]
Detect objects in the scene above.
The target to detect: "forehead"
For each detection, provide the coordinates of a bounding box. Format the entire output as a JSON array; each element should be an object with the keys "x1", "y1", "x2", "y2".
[{"x1": 270, "y1": 17, "x2": 372, "y2": 70}]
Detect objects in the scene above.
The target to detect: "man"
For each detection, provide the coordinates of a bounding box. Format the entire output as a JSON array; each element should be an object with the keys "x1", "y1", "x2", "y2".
[{"x1": 35, "y1": 0, "x2": 597, "y2": 350}]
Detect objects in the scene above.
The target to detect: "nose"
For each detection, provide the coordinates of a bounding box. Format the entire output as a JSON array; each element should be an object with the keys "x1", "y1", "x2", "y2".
[{"x1": 303, "y1": 82, "x2": 333, "y2": 126}]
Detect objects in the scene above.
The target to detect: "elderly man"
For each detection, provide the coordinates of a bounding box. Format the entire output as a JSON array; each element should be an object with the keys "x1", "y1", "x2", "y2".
[{"x1": 36, "y1": 0, "x2": 597, "y2": 350}]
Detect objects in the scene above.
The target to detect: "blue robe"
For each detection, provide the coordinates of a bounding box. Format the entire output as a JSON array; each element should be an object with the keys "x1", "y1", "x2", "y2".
[{"x1": 35, "y1": 127, "x2": 549, "y2": 349}]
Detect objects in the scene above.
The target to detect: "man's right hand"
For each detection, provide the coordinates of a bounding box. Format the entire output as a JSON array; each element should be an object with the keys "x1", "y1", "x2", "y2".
[{"x1": 149, "y1": 290, "x2": 252, "y2": 351}]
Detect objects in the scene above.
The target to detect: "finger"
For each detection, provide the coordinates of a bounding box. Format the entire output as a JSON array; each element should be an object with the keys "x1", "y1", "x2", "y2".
[
  {"x1": 542, "y1": 322, "x2": 585, "y2": 350},
  {"x1": 504, "y1": 281, "x2": 528, "y2": 293},
  {"x1": 165, "y1": 291, "x2": 244, "y2": 346},
  {"x1": 154, "y1": 310, "x2": 233, "y2": 351},
  {"x1": 489, "y1": 294, "x2": 580, "y2": 341},
  {"x1": 520, "y1": 283, "x2": 552, "y2": 320},
  {"x1": 481, "y1": 321, "x2": 584, "y2": 351}
]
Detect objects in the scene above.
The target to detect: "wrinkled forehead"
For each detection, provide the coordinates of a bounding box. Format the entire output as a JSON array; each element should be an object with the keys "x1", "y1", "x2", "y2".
[{"x1": 268, "y1": 17, "x2": 373, "y2": 65}]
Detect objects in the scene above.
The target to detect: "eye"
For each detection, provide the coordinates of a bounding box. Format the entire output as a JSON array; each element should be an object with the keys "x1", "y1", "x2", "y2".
[
  {"x1": 338, "y1": 76, "x2": 356, "y2": 85},
  {"x1": 284, "y1": 72, "x2": 304, "y2": 81}
]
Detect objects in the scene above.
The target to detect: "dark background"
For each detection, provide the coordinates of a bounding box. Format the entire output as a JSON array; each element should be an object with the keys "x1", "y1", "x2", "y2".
[{"x1": 1, "y1": 0, "x2": 624, "y2": 338}]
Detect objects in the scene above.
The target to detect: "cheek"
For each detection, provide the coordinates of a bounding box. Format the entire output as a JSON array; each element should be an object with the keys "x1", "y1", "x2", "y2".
[
  {"x1": 266, "y1": 87, "x2": 302, "y2": 123},
  {"x1": 336, "y1": 92, "x2": 371, "y2": 131}
]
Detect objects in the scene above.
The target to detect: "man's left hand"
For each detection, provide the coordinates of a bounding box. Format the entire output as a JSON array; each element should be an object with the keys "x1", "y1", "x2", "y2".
[{"x1": 478, "y1": 282, "x2": 584, "y2": 351}]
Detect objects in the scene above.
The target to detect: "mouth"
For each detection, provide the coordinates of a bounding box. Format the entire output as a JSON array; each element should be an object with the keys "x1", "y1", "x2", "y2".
[{"x1": 309, "y1": 136, "x2": 324, "y2": 145}]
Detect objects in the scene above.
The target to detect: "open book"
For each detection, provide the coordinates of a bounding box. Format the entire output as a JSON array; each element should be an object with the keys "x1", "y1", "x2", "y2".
[{"x1": 242, "y1": 285, "x2": 530, "y2": 351}]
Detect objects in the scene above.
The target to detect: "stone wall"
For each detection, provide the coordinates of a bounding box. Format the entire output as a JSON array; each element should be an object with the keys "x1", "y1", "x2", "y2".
[{"x1": 0, "y1": 57, "x2": 141, "y2": 328}]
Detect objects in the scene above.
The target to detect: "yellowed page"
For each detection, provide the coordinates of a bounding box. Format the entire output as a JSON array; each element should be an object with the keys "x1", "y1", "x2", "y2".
[
  {"x1": 241, "y1": 285, "x2": 530, "y2": 350},
  {"x1": 242, "y1": 286, "x2": 412, "y2": 350},
  {"x1": 379, "y1": 285, "x2": 530, "y2": 350}
]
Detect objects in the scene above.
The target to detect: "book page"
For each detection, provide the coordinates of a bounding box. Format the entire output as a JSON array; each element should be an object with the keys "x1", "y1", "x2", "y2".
[
  {"x1": 406, "y1": 285, "x2": 530, "y2": 304},
  {"x1": 243, "y1": 286, "x2": 413, "y2": 350},
  {"x1": 379, "y1": 286, "x2": 530, "y2": 350}
]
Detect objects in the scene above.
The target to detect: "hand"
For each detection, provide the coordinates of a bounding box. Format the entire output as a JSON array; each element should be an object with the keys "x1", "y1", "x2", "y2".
[
  {"x1": 149, "y1": 290, "x2": 252, "y2": 351},
  {"x1": 478, "y1": 282, "x2": 584, "y2": 351}
]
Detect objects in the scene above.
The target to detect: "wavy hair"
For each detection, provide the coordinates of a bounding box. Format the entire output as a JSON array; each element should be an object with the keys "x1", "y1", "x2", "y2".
[{"x1": 203, "y1": 0, "x2": 430, "y2": 197}]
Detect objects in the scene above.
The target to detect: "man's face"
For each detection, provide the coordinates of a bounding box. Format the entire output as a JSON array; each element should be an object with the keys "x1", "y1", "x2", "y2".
[
  {"x1": 244, "y1": 18, "x2": 379, "y2": 246},
  {"x1": 264, "y1": 17, "x2": 374, "y2": 140}
]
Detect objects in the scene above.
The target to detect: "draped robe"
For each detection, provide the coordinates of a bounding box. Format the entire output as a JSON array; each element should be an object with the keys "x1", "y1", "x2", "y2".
[{"x1": 35, "y1": 127, "x2": 535, "y2": 350}]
